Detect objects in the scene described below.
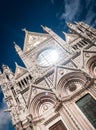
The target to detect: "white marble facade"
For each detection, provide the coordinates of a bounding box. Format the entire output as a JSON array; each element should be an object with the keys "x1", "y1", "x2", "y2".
[{"x1": 0, "y1": 22, "x2": 96, "y2": 130}]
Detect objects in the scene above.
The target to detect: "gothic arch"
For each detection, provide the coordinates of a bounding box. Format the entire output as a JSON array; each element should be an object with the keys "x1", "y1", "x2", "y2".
[
  {"x1": 29, "y1": 92, "x2": 57, "y2": 118},
  {"x1": 86, "y1": 55, "x2": 96, "y2": 77},
  {"x1": 57, "y1": 71, "x2": 88, "y2": 98}
]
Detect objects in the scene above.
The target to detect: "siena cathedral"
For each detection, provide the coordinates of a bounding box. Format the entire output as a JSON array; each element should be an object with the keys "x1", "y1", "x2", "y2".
[{"x1": 0, "y1": 22, "x2": 96, "y2": 130}]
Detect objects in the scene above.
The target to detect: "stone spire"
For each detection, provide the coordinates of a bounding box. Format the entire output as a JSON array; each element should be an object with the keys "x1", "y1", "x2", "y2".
[
  {"x1": 2, "y1": 64, "x2": 14, "y2": 80},
  {"x1": 14, "y1": 42, "x2": 23, "y2": 55}
]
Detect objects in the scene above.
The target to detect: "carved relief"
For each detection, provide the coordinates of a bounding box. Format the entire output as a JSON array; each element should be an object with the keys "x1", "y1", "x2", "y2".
[
  {"x1": 57, "y1": 72, "x2": 88, "y2": 98},
  {"x1": 86, "y1": 55, "x2": 96, "y2": 77},
  {"x1": 24, "y1": 32, "x2": 50, "y2": 52},
  {"x1": 1, "y1": 22, "x2": 96, "y2": 130},
  {"x1": 29, "y1": 92, "x2": 57, "y2": 118}
]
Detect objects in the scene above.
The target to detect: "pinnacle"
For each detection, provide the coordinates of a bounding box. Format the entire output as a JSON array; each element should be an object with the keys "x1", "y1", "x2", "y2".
[
  {"x1": 22, "y1": 28, "x2": 28, "y2": 33},
  {"x1": 41, "y1": 25, "x2": 45, "y2": 31},
  {"x1": 62, "y1": 31, "x2": 67, "y2": 35},
  {"x1": 13, "y1": 41, "x2": 16, "y2": 45},
  {"x1": 41, "y1": 25, "x2": 44, "y2": 28},
  {"x1": 15, "y1": 62, "x2": 18, "y2": 67},
  {"x1": 2, "y1": 64, "x2": 7, "y2": 68}
]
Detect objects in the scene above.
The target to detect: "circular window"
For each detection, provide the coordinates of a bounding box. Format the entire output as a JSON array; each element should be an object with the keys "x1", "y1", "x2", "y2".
[
  {"x1": 38, "y1": 48, "x2": 59, "y2": 66},
  {"x1": 57, "y1": 72, "x2": 88, "y2": 97},
  {"x1": 68, "y1": 82, "x2": 77, "y2": 92}
]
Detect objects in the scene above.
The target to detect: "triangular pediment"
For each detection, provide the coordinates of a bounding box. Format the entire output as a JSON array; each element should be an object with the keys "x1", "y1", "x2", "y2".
[
  {"x1": 15, "y1": 63, "x2": 28, "y2": 79},
  {"x1": 52, "y1": 63, "x2": 80, "y2": 87},
  {"x1": 23, "y1": 30, "x2": 51, "y2": 52},
  {"x1": 81, "y1": 47, "x2": 96, "y2": 70},
  {"x1": 63, "y1": 32, "x2": 78, "y2": 43}
]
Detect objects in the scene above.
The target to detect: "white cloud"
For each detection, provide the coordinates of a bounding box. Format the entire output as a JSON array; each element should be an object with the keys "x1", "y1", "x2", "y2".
[
  {"x1": 84, "y1": 10, "x2": 95, "y2": 24},
  {"x1": 83, "y1": 1, "x2": 96, "y2": 25},
  {"x1": 50, "y1": 0, "x2": 55, "y2": 4},
  {"x1": 55, "y1": 0, "x2": 96, "y2": 26},
  {"x1": 59, "y1": 0, "x2": 81, "y2": 21},
  {"x1": 0, "y1": 102, "x2": 12, "y2": 130}
]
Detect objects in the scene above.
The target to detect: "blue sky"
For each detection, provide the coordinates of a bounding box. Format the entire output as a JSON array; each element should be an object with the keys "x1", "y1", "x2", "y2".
[{"x1": 0, "y1": 0, "x2": 96, "y2": 130}]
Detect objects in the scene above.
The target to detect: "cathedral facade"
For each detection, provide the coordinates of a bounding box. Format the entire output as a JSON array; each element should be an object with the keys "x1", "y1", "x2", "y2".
[{"x1": 0, "y1": 22, "x2": 96, "y2": 130}]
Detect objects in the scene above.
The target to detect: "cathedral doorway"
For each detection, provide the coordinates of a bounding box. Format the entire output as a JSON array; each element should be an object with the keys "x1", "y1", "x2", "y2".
[
  {"x1": 76, "y1": 94, "x2": 96, "y2": 129},
  {"x1": 49, "y1": 120, "x2": 67, "y2": 130}
]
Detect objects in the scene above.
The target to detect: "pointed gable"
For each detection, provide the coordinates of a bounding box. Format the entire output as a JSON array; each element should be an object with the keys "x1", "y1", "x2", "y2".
[
  {"x1": 15, "y1": 63, "x2": 28, "y2": 79},
  {"x1": 23, "y1": 29, "x2": 50, "y2": 52},
  {"x1": 63, "y1": 32, "x2": 78, "y2": 43}
]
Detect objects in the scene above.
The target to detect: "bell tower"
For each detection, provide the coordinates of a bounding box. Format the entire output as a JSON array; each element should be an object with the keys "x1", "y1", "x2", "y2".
[{"x1": 0, "y1": 22, "x2": 96, "y2": 130}]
